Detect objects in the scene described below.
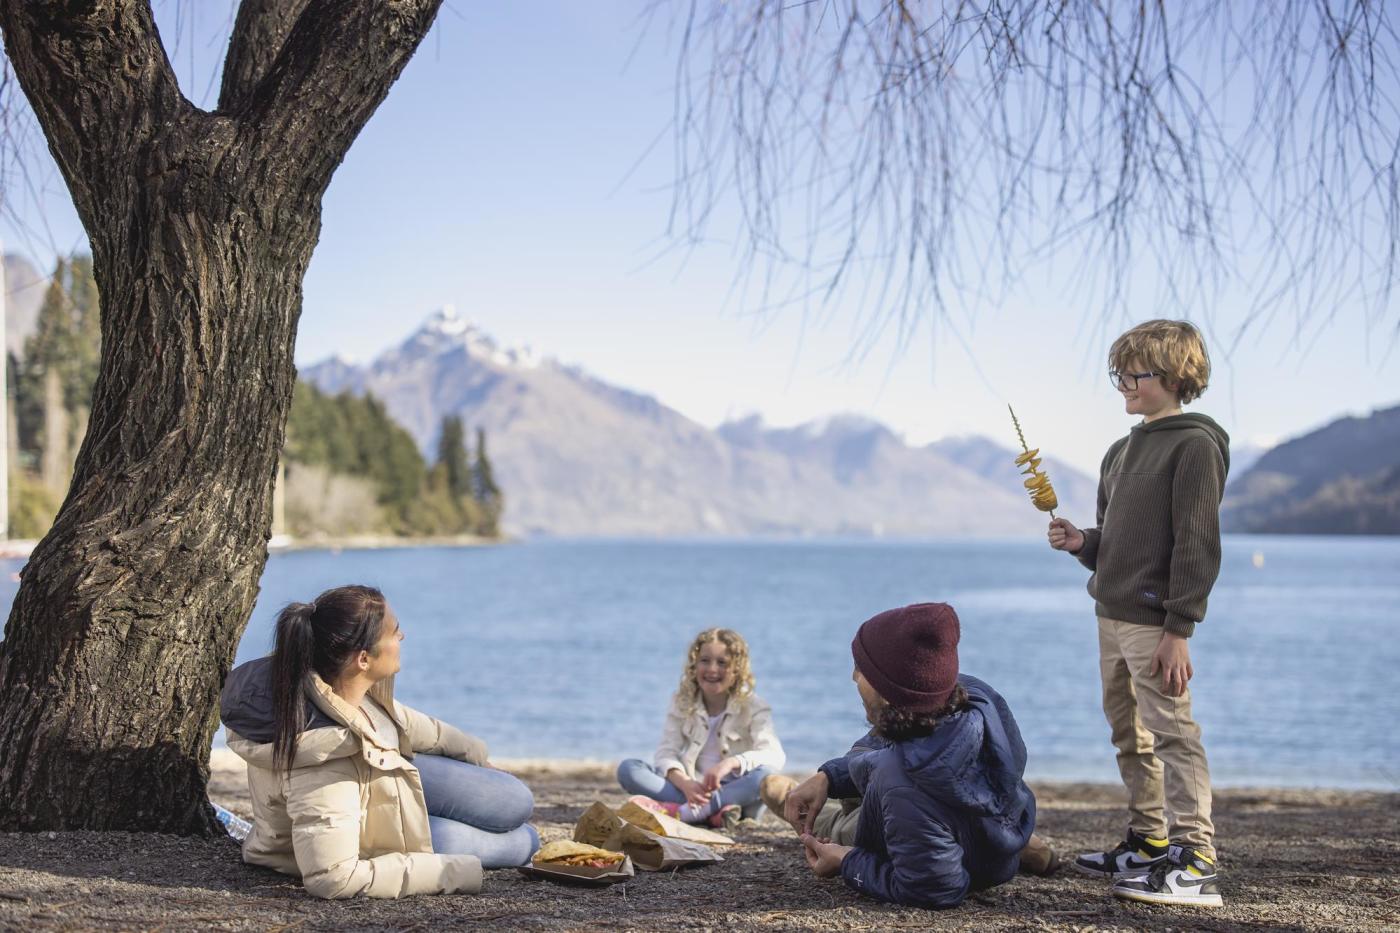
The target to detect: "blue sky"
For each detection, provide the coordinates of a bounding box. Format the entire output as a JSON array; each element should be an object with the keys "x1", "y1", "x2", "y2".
[{"x1": 3, "y1": 1, "x2": 1396, "y2": 476}]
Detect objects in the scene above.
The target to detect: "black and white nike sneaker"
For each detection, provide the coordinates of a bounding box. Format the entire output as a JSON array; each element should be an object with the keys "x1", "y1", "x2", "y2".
[
  {"x1": 1112, "y1": 845, "x2": 1223, "y2": 907},
  {"x1": 1072, "y1": 828, "x2": 1170, "y2": 879}
]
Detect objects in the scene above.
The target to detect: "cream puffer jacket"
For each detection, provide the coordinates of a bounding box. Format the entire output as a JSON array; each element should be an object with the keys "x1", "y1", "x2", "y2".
[
  {"x1": 653, "y1": 690, "x2": 786, "y2": 779},
  {"x1": 221, "y1": 657, "x2": 488, "y2": 899}
]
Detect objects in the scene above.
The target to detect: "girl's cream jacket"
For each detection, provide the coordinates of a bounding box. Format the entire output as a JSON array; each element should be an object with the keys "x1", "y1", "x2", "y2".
[
  {"x1": 224, "y1": 666, "x2": 488, "y2": 899},
  {"x1": 652, "y1": 690, "x2": 786, "y2": 779}
]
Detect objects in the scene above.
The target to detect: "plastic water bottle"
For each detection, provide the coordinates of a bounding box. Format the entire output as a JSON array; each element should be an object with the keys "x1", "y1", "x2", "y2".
[{"x1": 213, "y1": 803, "x2": 253, "y2": 842}]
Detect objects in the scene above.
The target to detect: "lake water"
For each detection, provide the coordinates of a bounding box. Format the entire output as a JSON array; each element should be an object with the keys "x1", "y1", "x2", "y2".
[{"x1": 5, "y1": 535, "x2": 1397, "y2": 789}]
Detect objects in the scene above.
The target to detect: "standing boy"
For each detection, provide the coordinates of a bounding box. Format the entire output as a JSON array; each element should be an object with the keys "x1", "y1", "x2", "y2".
[{"x1": 1048, "y1": 319, "x2": 1228, "y2": 907}]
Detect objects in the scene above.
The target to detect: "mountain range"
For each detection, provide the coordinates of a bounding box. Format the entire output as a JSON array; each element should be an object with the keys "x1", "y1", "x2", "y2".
[
  {"x1": 1222, "y1": 403, "x2": 1400, "y2": 534},
  {"x1": 16, "y1": 256, "x2": 1394, "y2": 536},
  {"x1": 303, "y1": 308, "x2": 1098, "y2": 537}
]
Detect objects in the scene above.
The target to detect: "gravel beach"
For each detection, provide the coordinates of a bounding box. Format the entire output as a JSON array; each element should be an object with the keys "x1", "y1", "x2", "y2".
[{"x1": 0, "y1": 751, "x2": 1395, "y2": 931}]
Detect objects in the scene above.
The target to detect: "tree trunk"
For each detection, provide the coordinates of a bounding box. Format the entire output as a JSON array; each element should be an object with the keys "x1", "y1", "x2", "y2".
[
  {"x1": 0, "y1": 0, "x2": 443, "y2": 833},
  {"x1": 0, "y1": 202, "x2": 308, "y2": 832}
]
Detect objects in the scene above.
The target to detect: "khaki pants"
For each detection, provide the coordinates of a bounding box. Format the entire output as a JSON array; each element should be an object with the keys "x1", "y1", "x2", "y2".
[
  {"x1": 1098, "y1": 617, "x2": 1215, "y2": 858},
  {"x1": 812, "y1": 798, "x2": 862, "y2": 846}
]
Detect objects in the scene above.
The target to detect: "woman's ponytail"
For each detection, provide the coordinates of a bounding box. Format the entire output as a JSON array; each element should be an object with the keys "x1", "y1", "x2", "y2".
[
  {"x1": 267, "y1": 586, "x2": 387, "y2": 772},
  {"x1": 271, "y1": 602, "x2": 318, "y2": 771}
]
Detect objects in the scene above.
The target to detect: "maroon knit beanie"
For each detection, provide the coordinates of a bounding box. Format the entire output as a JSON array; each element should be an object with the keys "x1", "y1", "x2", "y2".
[{"x1": 851, "y1": 603, "x2": 961, "y2": 712}]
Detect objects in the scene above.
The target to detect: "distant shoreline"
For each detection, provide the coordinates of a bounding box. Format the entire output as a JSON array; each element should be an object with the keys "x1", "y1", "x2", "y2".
[
  {"x1": 0, "y1": 533, "x2": 503, "y2": 562},
  {"x1": 4, "y1": 530, "x2": 1396, "y2": 563},
  {"x1": 209, "y1": 749, "x2": 1398, "y2": 795},
  {"x1": 269, "y1": 533, "x2": 502, "y2": 554}
]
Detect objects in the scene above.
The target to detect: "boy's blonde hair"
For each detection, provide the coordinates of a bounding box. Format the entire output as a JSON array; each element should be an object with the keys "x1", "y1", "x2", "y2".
[
  {"x1": 1109, "y1": 319, "x2": 1211, "y2": 404},
  {"x1": 676, "y1": 628, "x2": 756, "y2": 707}
]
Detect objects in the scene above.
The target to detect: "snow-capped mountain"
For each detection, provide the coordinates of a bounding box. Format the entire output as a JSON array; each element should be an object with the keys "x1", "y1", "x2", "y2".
[{"x1": 301, "y1": 309, "x2": 1094, "y2": 536}]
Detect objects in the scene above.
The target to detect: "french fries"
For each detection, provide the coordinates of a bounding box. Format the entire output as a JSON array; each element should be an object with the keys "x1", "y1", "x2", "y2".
[
  {"x1": 532, "y1": 839, "x2": 625, "y2": 869},
  {"x1": 1008, "y1": 406, "x2": 1058, "y2": 515}
]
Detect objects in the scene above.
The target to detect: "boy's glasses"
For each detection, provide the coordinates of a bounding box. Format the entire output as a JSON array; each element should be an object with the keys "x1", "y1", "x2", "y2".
[{"x1": 1108, "y1": 370, "x2": 1159, "y2": 391}]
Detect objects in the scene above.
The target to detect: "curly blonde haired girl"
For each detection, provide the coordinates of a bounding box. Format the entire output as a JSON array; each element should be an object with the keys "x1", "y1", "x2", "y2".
[{"x1": 616, "y1": 627, "x2": 785, "y2": 828}]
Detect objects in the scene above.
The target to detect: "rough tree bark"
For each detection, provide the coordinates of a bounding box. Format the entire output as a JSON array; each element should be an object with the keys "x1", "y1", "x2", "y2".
[{"x1": 0, "y1": 0, "x2": 443, "y2": 833}]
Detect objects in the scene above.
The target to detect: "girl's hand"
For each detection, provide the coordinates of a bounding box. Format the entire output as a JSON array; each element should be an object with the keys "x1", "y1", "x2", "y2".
[
  {"x1": 800, "y1": 834, "x2": 853, "y2": 878},
  {"x1": 680, "y1": 778, "x2": 711, "y2": 807},
  {"x1": 703, "y1": 757, "x2": 740, "y2": 791},
  {"x1": 667, "y1": 769, "x2": 711, "y2": 807},
  {"x1": 1047, "y1": 517, "x2": 1084, "y2": 553}
]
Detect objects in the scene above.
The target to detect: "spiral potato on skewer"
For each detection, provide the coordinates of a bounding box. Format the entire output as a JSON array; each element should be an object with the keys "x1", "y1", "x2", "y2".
[{"x1": 1009, "y1": 406, "x2": 1058, "y2": 515}]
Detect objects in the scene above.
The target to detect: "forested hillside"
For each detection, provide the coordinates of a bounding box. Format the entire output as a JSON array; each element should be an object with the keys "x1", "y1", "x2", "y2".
[
  {"x1": 6, "y1": 257, "x2": 503, "y2": 541},
  {"x1": 1222, "y1": 404, "x2": 1400, "y2": 534}
]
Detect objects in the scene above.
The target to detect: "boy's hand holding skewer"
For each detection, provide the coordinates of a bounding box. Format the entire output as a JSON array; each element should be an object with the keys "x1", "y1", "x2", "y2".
[{"x1": 1047, "y1": 517, "x2": 1084, "y2": 553}]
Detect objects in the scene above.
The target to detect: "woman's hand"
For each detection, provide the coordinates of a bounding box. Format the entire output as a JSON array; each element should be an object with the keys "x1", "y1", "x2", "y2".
[
  {"x1": 702, "y1": 757, "x2": 741, "y2": 791},
  {"x1": 800, "y1": 834, "x2": 853, "y2": 878},
  {"x1": 784, "y1": 772, "x2": 829, "y2": 835},
  {"x1": 667, "y1": 769, "x2": 712, "y2": 807},
  {"x1": 1047, "y1": 517, "x2": 1085, "y2": 553}
]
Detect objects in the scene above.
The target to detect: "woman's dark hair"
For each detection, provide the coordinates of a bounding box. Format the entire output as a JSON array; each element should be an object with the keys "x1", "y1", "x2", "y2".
[
  {"x1": 270, "y1": 584, "x2": 387, "y2": 771},
  {"x1": 872, "y1": 683, "x2": 970, "y2": 742}
]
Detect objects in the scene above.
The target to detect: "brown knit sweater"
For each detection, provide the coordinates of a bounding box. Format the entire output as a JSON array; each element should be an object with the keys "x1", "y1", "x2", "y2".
[{"x1": 1074, "y1": 413, "x2": 1230, "y2": 638}]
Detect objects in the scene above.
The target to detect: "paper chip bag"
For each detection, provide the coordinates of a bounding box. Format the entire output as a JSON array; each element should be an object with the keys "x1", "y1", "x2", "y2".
[
  {"x1": 617, "y1": 800, "x2": 735, "y2": 846},
  {"x1": 572, "y1": 802, "x2": 724, "y2": 872},
  {"x1": 614, "y1": 824, "x2": 723, "y2": 871},
  {"x1": 574, "y1": 801, "x2": 626, "y2": 848}
]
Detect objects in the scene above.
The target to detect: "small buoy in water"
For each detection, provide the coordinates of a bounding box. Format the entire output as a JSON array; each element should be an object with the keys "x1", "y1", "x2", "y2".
[{"x1": 1252, "y1": 551, "x2": 1265, "y2": 569}]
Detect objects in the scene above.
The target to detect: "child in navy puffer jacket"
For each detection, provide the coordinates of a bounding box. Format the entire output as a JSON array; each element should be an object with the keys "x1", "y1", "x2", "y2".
[{"x1": 792, "y1": 603, "x2": 1041, "y2": 908}]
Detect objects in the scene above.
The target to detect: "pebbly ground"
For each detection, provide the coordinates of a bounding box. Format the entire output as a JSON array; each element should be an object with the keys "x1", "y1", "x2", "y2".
[{"x1": 0, "y1": 753, "x2": 1395, "y2": 931}]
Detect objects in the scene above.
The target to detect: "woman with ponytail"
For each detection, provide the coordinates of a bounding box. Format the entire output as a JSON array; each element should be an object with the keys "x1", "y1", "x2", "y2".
[{"x1": 220, "y1": 585, "x2": 538, "y2": 898}]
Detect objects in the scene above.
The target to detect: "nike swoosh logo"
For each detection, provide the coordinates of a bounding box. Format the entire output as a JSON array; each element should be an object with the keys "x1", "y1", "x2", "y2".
[
  {"x1": 1171, "y1": 873, "x2": 1214, "y2": 888},
  {"x1": 1120, "y1": 855, "x2": 1160, "y2": 869}
]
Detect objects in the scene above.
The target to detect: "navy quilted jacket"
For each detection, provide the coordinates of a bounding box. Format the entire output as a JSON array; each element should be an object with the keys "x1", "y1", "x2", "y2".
[{"x1": 818, "y1": 674, "x2": 1036, "y2": 908}]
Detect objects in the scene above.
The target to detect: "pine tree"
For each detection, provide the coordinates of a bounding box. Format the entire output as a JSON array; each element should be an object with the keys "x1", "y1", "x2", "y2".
[
  {"x1": 17, "y1": 260, "x2": 78, "y2": 472},
  {"x1": 435, "y1": 415, "x2": 470, "y2": 500},
  {"x1": 471, "y1": 426, "x2": 503, "y2": 537},
  {"x1": 280, "y1": 382, "x2": 500, "y2": 538},
  {"x1": 283, "y1": 381, "x2": 332, "y2": 468},
  {"x1": 67, "y1": 256, "x2": 102, "y2": 407},
  {"x1": 14, "y1": 257, "x2": 103, "y2": 471}
]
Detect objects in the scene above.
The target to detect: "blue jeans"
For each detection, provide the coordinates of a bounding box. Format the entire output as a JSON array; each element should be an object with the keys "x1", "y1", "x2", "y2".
[
  {"x1": 417, "y1": 754, "x2": 539, "y2": 868},
  {"x1": 615, "y1": 759, "x2": 771, "y2": 820}
]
